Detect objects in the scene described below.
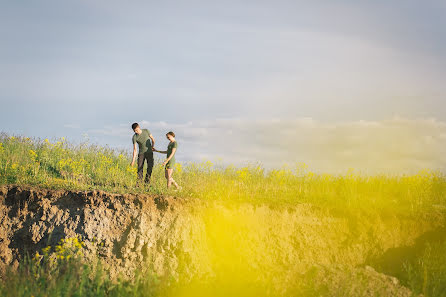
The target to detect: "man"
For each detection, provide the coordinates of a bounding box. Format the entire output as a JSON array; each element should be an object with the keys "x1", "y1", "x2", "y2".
[{"x1": 130, "y1": 123, "x2": 155, "y2": 184}]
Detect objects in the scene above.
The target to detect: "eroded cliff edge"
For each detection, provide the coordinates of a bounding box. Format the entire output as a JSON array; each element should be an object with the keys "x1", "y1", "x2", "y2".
[{"x1": 1, "y1": 185, "x2": 444, "y2": 296}]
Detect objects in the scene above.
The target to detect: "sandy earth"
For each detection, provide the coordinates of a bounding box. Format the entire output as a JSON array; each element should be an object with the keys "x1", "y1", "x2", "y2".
[{"x1": 1, "y1": 184, "x2": 437, "y2": 296}]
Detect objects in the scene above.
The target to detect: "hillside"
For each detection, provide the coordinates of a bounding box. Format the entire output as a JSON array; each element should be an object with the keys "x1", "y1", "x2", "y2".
[
  {"x1": 1, "y1": 184, "x2": 445, "y2": 296},
  {"x1": 1, "y1": 135, "x2": 446, "y2": 296}
]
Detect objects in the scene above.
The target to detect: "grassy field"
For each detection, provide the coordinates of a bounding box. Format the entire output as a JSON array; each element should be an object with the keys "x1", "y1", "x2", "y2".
[
  {"x1": 1, "y1": 133, "x2": 446, "y2": 296},
  {"x1": 1, "y1": 133, "x2": 445, "y2": 211}
]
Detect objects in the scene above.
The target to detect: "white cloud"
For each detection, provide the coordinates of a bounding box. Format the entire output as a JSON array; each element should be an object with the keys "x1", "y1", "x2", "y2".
[
  {"x1": 63, "y1": 124, "x2": 81, "y2": 129},
  {"x1": 88, "y1": 116, "x2": 446, "y2": 175}
]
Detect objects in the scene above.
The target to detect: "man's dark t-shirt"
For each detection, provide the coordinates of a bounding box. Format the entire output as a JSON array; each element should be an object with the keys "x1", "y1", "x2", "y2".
[{"x1": 132, "y1": 129, "x2": 152, "y2": 154}]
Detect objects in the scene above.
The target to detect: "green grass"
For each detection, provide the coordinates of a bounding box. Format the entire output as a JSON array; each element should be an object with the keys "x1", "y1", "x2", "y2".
[
  {"x1": 3, "y1": 237, "x2": 446, "y2": 297},
  {"x1": 1, "y1": 133, "x2": 446, "y2": 296},
  {"x1": 1, "y1": 133, "x2": 445, "y2": 214},
  {"x1": 403, "y1": 238, "x2": 446, "y2": 296},
  {"x1": 0, "y1": 237, "x2": 163, "y2": 297}
]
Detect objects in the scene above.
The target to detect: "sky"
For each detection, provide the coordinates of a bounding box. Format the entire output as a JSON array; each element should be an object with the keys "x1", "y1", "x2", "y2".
[{"x1": 1, "y1": 0, "x2": 445, "y2": 174}]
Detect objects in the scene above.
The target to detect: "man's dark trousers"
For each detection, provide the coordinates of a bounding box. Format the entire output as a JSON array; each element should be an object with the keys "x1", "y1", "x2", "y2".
[{"x1": 137, "y1": 151, "x2": 154, "y2": 183}]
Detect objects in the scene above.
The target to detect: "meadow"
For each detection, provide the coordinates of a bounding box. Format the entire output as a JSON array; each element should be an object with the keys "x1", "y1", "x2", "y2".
[{"x1": 0, "y1": 133, "x2": 445, "y2": 296}]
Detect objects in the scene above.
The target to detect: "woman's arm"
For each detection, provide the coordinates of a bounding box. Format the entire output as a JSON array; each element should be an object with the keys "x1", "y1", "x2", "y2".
[
  {"x1": 153, "y1": 148, "x2": 167, "y2": 154},
  {"x1": 162, "y1": 148, "x2": 176, "y2": 164}
]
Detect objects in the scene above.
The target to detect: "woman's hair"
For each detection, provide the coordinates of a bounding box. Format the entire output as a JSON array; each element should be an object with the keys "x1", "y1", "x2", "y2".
[{"x1": 166, "y1": 131, "x2": 175, "y2": 137}]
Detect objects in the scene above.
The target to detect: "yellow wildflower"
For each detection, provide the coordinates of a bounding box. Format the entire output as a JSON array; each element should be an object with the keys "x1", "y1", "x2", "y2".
[
  {"x1": 175, "y1": 163, "x2": 183, "y2": 173},
  {"x1": 29, "y1": 149, "x2": 38, "y2": 161},
  {"x1": 306, "y1": 171, "x2": 315, "y2": 179},
  {"x1": 32, "y1": 252, "x2": 41, "y2": 262},
  {"x1": 237, "y1": 167, "x2": 250, "y2": 181},
  {"x1": 126, "y1": 166, "x2": 137, "y2": 174},
  {"x1": 42, "y1": 246, "x2": 51, "y2": 255}
]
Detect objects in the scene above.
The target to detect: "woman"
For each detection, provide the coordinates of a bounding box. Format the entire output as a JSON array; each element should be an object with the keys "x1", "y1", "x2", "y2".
[{"x1": 154, "y1": 131, "x2": 181, "y2": 190}]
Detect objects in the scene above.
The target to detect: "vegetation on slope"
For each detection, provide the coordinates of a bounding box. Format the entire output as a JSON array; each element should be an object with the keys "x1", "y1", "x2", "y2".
[
  {"x1": 0, "y1": 133, "x2": 445, "y2": 296},
  {"x1": 1, "y1": 133, "x2": 444, "y2": 213}
]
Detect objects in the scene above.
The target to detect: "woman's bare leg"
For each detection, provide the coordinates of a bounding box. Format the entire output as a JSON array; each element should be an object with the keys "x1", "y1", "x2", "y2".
[{"x1": 166, "y1": 168, "x2": 180, "y2": 189}]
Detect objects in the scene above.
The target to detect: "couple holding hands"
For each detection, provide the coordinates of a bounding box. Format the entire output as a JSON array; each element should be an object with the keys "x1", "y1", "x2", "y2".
[{"x1": 130, "y1": 122, "x2": 180, "y2": 190}]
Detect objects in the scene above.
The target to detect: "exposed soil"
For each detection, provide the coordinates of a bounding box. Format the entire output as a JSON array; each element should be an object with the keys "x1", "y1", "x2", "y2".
[
  {"x1": 0, "y1": 184, "x2": 442, "y2": 296},
  {"x1": 0, "y1": 185, "x2": 192, "y2": 279}
]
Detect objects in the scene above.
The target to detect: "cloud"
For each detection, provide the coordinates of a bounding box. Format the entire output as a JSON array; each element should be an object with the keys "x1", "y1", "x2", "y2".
[
  {"x1": 88, "y1": 116, "x2": 446, "y2": 175},
  {"x1": 63, "y1": 124, "x2": 81, "y2": 129}
]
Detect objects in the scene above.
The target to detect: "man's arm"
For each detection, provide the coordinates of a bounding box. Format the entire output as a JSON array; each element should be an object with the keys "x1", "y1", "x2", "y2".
[
  {"x1": 149, "y1": 134, "x2": 155, "y2": 151},
  {"x1": 130, "y1": 143, "x2": 138, "y2": 166}
]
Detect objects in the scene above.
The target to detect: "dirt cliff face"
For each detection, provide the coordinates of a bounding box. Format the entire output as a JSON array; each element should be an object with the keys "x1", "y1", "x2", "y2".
[
  {"x1": 0, "y1": 185, "x2": 442, "y2": 296},
  {"x1": 0, "y1": 185, "x2": 194, "y2": 279}
]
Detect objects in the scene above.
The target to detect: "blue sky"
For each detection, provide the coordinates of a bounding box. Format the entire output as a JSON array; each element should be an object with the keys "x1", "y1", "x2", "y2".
[{"x1": 1, "y1": 1, "x2": 445, "y2": 174}]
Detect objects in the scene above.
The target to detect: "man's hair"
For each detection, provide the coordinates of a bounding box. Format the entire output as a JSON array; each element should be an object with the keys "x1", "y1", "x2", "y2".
[
  {"x1": 131, "y1": 123, "x2": 139, "y2": 130},
  {"x1": 166, "y1": 131, "x2": 175, "y2": 137}
]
